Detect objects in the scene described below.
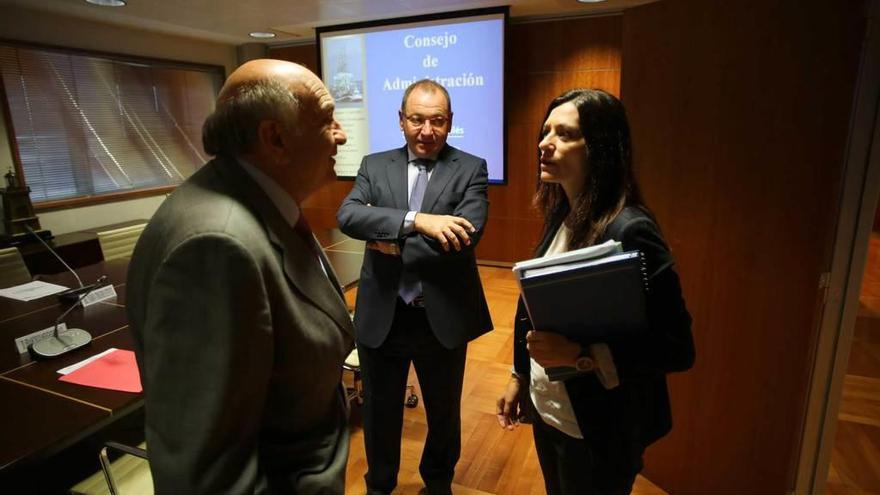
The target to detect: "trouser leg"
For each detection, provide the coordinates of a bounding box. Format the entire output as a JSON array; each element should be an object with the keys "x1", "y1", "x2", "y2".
[
  {"x1": 358, "y1": 332, "x2": 411, "y2": 495},
  {"x1": 411, "y1": 325, "x2": 466, "y2": 495},
  {"x1": 531, "y1": 413, "x2": 637, "y2": 495}
]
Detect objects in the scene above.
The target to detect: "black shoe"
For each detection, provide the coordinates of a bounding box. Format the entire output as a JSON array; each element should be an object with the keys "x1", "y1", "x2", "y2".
[{"x1": 419, "y1": 484, "x2": 453, "y2": 495}]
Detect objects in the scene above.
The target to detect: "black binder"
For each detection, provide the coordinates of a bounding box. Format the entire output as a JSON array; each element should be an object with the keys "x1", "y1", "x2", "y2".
[{"x1": 516, "y1": 250, "x2": 649, "y2": 344}]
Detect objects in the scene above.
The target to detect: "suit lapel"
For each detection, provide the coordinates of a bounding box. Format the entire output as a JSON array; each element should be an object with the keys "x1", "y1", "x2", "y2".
[
  {"x1": 316, "y1": 246, "x2": 345, "y2": 300},
  {"x1": 215, "y1": 158, "x2": 353, "y2": 337},
  {"x1": 269, "y1": 227, "x2": 353, "y2": 337},
  {"x1": 386, "y1": 146, "x2": 409, "y2": 210},
  {"x1": 421, "y1": 145, "x2": 459, "y2": 213}
]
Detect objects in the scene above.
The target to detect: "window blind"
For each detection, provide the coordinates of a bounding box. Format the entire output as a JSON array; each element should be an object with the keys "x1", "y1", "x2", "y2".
[{"x1": 0, "y1": 44, "x2": 222, "y2": 203}]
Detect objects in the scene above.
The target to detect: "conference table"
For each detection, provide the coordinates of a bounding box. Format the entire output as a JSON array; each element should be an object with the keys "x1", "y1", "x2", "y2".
[{"x1": 0, "y1": 229, "x2": 364, "y2": 487}]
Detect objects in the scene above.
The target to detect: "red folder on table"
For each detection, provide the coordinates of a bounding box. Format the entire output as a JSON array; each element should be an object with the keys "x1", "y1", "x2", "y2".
[{"x1": 59, "y1": 349, "x2": 142, "y2": 393}]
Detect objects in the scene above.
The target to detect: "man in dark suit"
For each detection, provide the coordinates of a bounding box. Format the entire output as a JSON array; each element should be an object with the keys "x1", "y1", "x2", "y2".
[
  {"x1": 337, "y1": 80, "x2": 493, "y2": 495},
  {"x1": 127, "y1": 59, "x2": 353, "y2": 494}
]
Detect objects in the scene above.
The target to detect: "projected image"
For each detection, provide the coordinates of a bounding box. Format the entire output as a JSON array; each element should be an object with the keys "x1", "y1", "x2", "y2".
[
  {"x1": 323, "y1": 35, "x2": 365, "y2": 108},
  {"x1": 363, "y1": 20, "x2": 502, "y2": 172},
  {"x1": 319, "y1": 11, "x2": 506, "y2": 183}
]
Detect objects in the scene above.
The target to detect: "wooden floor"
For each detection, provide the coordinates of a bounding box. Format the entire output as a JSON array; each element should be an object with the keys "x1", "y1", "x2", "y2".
[
  {"x1": 827, "y1": 232, "x2": 880, "y2": 495},
  {"x1": 343, "y1": 266, "x2": 668, "y2": 495},
  {"x1": 73, "y1": 267, "x2": 669, "y2": 495},
  {"x1": 69, "y1": 239, "x2": 880, "y2": 495}
]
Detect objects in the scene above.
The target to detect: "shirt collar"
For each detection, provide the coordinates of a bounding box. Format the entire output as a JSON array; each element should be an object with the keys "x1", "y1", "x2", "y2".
[{"x1": 237, "y1": 158, "x2": 300, "y2": 228}]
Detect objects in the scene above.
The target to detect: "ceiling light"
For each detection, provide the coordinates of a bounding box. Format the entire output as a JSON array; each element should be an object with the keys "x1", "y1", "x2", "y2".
[
  {"x1": 85, "y1": 0, "x2": 126, "y2": 6},
  {"x1": 249, "y1": 31, "x2": 277, "y2": 39}
]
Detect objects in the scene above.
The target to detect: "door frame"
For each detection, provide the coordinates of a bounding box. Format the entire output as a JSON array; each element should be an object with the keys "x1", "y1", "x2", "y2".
[{"x1": 795, "y1": 1, "x2": 880, "y2": 492}]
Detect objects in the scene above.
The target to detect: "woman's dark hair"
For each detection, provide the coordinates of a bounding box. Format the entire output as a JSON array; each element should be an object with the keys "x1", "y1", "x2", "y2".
[{"x1": 534, "y1": 89, "x2": 646, "y2": 250}]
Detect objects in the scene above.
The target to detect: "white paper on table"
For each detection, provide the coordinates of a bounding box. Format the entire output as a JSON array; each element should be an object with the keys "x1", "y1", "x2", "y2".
[
  {"x1": 0, "y1": 280, "x2": 70, "y2": 301},
  {"x1": 57, "y1": 348, "x2": 118, "y2": 375}
]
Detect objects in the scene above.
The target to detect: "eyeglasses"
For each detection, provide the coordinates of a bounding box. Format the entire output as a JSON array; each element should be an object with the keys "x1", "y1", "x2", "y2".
[{"x1": 403, "y1": 114, "x2": 449, "y2": 129}]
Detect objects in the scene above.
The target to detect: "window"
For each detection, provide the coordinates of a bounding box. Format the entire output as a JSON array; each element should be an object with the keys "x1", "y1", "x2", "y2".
[{"x1": 0, "y1": 42, "x2": 224, "y2": 207}]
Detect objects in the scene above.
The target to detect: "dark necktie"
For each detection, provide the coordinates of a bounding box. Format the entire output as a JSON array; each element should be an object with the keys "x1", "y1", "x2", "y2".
[
  {"x1": 294, "y1": 213, "x2": 344, "y2": 299},
  {"x1": 398, "y1": 159, "x2": 431, "y2": 304},
  {"x1": 294, "y1": 213, "x2": 321, "y2": 260}
]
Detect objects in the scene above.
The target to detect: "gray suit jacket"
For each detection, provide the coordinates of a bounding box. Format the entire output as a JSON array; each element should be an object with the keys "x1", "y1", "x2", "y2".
[
  {"x1": 337, "y1": 144, "x2": 493, "y2": 349},
  {"x1": 127, "y1": 156, "x2": 355, "y2": 494}
]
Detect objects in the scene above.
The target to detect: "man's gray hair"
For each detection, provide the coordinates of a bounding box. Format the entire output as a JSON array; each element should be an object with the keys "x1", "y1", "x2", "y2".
[{"x1": 202, "y1": 78, "x2": 300, "y2": 157}]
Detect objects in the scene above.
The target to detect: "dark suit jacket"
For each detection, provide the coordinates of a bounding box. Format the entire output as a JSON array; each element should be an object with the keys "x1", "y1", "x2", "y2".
[
  {"x1": 337, "y1": 144, "x2": 493, "y2": 349},
  {"x1": 127, "y1": 157, "x2": 355, "y2": 494},
  {"x1": 514, "y1": 206, "x2": 695, "y2": 476}
]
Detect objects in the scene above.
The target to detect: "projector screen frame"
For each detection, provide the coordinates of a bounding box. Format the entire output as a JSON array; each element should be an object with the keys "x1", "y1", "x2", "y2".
[{"x1": 315, "y1": 6, "x2": 509, "y2": 185}]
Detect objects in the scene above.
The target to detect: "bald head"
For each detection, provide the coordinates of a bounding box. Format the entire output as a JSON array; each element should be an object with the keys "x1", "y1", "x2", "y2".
[
  {"x1": 202, "y1": 58, "x2": 346, "y2": 203},
  {"x1": 202, "y1": 59, "x2": 323, "y2": 158},
  {"x1": 218, "y1": 59, "x2": 318, "y2": 103}
]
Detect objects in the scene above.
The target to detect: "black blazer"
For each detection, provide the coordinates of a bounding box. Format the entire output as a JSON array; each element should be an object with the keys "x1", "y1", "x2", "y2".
[
  {"x1": 337, "y1": 144, "x2": 493, "y2": 349},
  {"x1": 513, "y1": 206, "x2": 695, "y2": 474}
]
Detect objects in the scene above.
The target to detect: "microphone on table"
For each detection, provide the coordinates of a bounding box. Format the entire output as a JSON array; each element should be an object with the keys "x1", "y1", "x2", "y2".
[
  {"x1": 30, "y1": 275, "x2": 107, "y2": 359},
  {"x1": 24, "y1": 225, "x2": 107, "y2": 302}
]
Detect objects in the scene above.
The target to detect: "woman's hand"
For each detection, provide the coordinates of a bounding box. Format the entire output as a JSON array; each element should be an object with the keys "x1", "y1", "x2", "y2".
[
  {"x1": 496, "y1": 375, "x2": 523, "y2": 430},
  {"x1": 526, "y1": 330, "x2": 581, "y2": 368}
]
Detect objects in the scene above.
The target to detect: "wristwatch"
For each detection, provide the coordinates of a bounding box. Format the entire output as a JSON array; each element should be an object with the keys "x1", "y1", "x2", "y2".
[{"x1": 575, "y1": 345, "x2": 594, "y2": 372}]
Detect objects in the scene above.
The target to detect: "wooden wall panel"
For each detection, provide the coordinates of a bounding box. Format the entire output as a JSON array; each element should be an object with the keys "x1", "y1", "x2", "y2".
[
  {"x1": 270, "y1": 44, "x2": 317, "y2": 72},
  {"x1": 621, "y1": 1, "x2": 867, "y2": 494},
  {"x1": 491, "y1": 16, "x2": 622, "y2": 262},
  {"x1": 269, "y1": 15, "x2": 623, "y2": 263}
]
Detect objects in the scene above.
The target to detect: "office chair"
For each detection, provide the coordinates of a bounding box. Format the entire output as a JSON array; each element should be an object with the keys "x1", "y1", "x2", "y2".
[
  {"x1": 70, "y1": 441, "x2": 151, "y2": 495},
  {"x1": 343, "y1": 310, "x2": 419, "y2": 409},
  {"x1": 343, "y1": 346, "x2": 419, "y2": 408},
  {"x1": 100, "y1": 442, "x2": 150, "y2": 495},
  {"x1": 343, "y1": 347, "x2": 364, "y2": 405},
  {"x1": 0, "y1": 246, "x2": 31, "y2": 288},
  {"x1": 96, "y1": 223, "x2": 146, "y2": 261}
]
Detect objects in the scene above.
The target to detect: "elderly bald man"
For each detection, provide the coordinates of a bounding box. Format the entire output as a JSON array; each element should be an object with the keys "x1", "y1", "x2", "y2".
[{"x1": 127, "y1": 59, "x2": 353, "y2": 494}]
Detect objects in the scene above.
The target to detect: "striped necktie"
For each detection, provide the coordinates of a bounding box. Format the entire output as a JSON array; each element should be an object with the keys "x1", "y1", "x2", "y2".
[{"x1": 398, "y1": 159, "x2": 432, "y2": 304}]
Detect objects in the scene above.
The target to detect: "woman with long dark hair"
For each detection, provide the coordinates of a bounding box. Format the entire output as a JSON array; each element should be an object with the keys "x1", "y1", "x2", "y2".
[{"x1": 496, "y1": 89, "x2": 695, "y2": 495}]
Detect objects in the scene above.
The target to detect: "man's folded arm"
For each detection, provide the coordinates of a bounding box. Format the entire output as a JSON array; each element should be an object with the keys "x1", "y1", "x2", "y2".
[
  {"x1": 337, "y1": 157, "x2": 407, "y2": 241},
  {"x1": 403, "y1": 160, "x2": 489, "y2": 266}
]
